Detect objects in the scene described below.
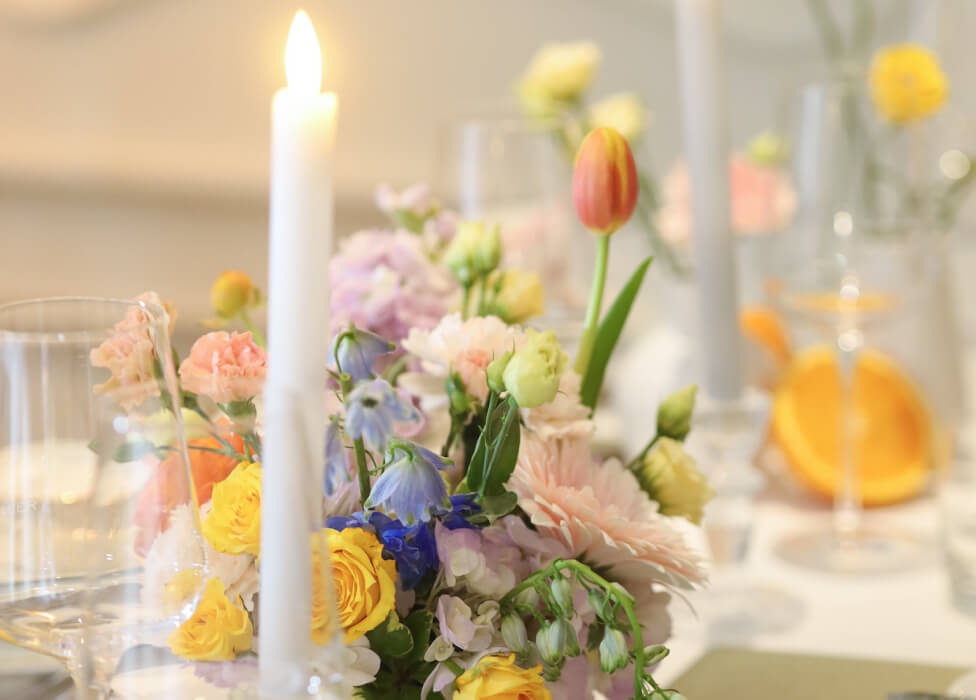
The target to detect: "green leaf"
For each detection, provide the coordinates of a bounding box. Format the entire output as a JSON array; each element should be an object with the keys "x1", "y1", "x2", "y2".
[
  {"x1": 365, "y1": 611, "x2": 413, "y2": 659},
  {"x1": 483, "y1": 397, "x2": 521, "y2": 496},
  {"x1": 580, "y1": 257, "x2": 652, "y2": 410},
  {"x1": 481, "y1": 490, "x2": 519, "y2": 521},
  {"x1": 403, "y1": 610, "x2": 434, "y2": 664}
]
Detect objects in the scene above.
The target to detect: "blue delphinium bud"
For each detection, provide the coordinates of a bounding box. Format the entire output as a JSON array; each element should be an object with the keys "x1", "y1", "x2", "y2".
[{"x1": 330, "y1": 327, "x2": 395, "y2": 383}]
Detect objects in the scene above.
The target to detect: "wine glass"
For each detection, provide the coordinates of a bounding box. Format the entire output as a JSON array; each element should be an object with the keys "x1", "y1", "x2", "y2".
[{"x1": 0, "y1": 297, "x2": 205, "y2": 697}]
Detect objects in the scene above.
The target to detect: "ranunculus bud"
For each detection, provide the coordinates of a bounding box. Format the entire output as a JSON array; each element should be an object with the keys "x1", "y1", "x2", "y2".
[
  {"x1": 549, "y1": 577, "x2": 574, "y2": 617},
  {"x1": 599, "y1": 628, "x2": 629, "y2": 674},
  {"x1": 656, "y1": 384, "x2": 697, "y2": 441},
  {"x1": 501, "y1": 613, "x2": 529, "y2": 653},
  {"x1": 486, "y1": 351, "x2": 513, "y2": 395},
  {"x1": 502, "y1": 329, "x2": 568, "y2": 408},
  {"x1": 637, "y1": 437, "x2": 714, "y2": 524},
  {"x1": 572, "y1": 127, "x2": 639, "y2": 236},
  {"x1": 210, "y1": 270, "x2": 258, "y2": 319}
]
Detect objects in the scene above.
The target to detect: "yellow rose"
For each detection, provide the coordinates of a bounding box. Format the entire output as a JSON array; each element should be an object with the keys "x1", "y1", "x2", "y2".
[
  {"x1": 870, "y1": 43, "x2": 948, "y2": 124},
  {"x1": 518, "y1": 41, "x2": 601, "y2": 111},
  {"x1": 314, "y1": 528, "x2": 397, "y2": 644},
  {"x1": 167, "y1": 578, "x2": 253, "y2": 661},
  {"x1": 454, "y1": 654, "x2": 552, "y2": 700},
  {"x1": 637, "y1": 437, "x2": 714, "y2": 524},
  {"x1": 486, "y1": 269, "x2": 544, "y2": 323},
  {"x1": 588, "y1": 92, "x2": 647, "y2": 143},
  {"x1": 201, "y1": 461, "x2": 261, "y2": 556}
]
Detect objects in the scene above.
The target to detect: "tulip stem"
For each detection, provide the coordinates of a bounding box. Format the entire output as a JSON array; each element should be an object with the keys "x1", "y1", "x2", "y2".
[
  {"x1": 239, "y1": 309, "x2": 266, "y2": 348},
  {"x1": 574, "y1": 236, "x2": 610, "y2": 376}
]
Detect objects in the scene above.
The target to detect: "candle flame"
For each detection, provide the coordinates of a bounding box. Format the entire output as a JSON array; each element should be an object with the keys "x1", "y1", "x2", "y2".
[{"x1": 285, "y1": 10, "x2": 322, "y2": 96}]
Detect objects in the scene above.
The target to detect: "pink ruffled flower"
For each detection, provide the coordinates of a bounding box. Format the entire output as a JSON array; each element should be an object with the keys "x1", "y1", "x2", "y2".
[
  {"x1": 179, "y1": 331, "x2": 267, "y2": 403},
  {"x1": 511, "y1": 437, "x2": 706, "y2": 592},
  {"x1": 330, "y1": 229, "x2": 456, "y2": 343},
  {"x1": 90, "y1": 292, "x2": 171, "y2": 409},
  {"x1": 656, "y1": 154, "x2": 797, "y2": 249}
]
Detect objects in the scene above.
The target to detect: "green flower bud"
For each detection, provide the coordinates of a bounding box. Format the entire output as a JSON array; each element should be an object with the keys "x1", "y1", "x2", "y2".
[
  {"x1": 599, "y1": 628, "x2": 629, "y2": 674},
  {"x1": 656, "y1": 384, "x2": 697, "y2": 441},
  {"x1": 550, "y1": 577, "x2": 574, "y2": 617},
  {"x1": 536, "y1": 623, "x2": 564, "y2": 666},
  {"x1": 442, "y1": 221, "x2": 502, "y2": 285},
  {"x1": 554, "y1": 618, "x2": 580, "y2": 656},
  {"x1": 587, "y1": 589, "x2": 608, "y2": 619},
  {"x1": 502, "y1": 329, "x2": 568, "y2": 408},
  {"x1": 541, "y1": 659, "x2": 565, "y2": 682},
  {"x1": 636, "y1": 437, "x2": 714, "y2": 524},
  {"x1": 446, "y1": 372, "x2": 471, "y2": 417},
  {"x1": 486, "y1": 351, "x2": 513, "y2": 394},
  {"x1": 501, "y1": 613, "x2": 529, "y2": 653},
  {"x1": 514, "y1": 587, "x2": 540, "y2": 609}
]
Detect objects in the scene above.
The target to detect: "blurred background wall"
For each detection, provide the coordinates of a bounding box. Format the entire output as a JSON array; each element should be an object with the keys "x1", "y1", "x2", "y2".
[{"x1": 1, "y1": 0, "x2": 974, "y2": 340}]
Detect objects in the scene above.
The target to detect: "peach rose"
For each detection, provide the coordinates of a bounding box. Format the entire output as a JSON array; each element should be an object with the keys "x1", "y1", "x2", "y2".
[{"x1": 179, "y1": 331, "x2": 267, "y2": 404}]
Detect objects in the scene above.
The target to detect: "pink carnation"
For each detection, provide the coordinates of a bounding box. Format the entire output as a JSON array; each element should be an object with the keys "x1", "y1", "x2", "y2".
[
  {"x1": 330, "y1": 229, "x2": 456, "y2": 344},
  {"x1": 511, "y1": 437, "x2": 706, "y2": 592},
  {"x1": 179, "y1": 331, "x2": 267, "y2": 403},
  {"x1": 656, "y1": 154, "x2": 797, "y2": 249}
]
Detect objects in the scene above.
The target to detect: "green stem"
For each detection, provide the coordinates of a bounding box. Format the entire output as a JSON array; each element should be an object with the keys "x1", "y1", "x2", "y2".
[
  {"x1": 574, "y1": 236, "x2": 610, "y2": 375},
  {"x1": 240, "y1": 309, "x2": 266, "y2": 348},
  {"x1": 477, "y1": 275, "x2": 488, "y2": 316},
  {"x1": 460, "y1": 283, "x2": 472, "y2": 320},
  {"x1": 339, "y1": 373, "x2": 372, "y2": 505},
  {"x1": 626, "y1": 434, "x2": 660, "y2": 471}
]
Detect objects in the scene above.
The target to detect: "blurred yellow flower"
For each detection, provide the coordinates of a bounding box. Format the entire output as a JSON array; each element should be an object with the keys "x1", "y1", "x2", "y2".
[
  {"x1": 167, "y1": 578, "x2": 253, "y2": 661},
  {"x1": 201, "y1": 461, "x2": 262, "y2": 556},
  {"x1": 518, "y1": 41, "x2": 601, "y2": 116},
  {"x1": 870, "y1": 43, "x2": 948, "y2": 124},
  {"x1": 443, "y1": 221, "x2": 502, "y2": 286},
  {"x1": 211, "y1": 270, "x2": 259, "y2": 319},
  {"x1": 316, "y1": 528, "x2": 397, "y2": 644},
  {"x1": 454, "y1": 654, "x2": 551, "y2": 700},
  {"x1": 637, "y1": 437, "x2": 714, "y2": 524},
  {"x1": 487, "y1": 269, "x2": 544, "y2": 323},
  {"x1": 588, "y1": 92, "x2": 646, "y2": 143}
]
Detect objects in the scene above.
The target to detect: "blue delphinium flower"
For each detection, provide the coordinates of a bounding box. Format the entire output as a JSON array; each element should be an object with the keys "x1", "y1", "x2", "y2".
[
  {"x1": 324, "y1": 510, "x2": 438, "y2": 590},
  {"x1": 365, "y1": 441, "x2": 451, "y2": 524},
  {"x1": 329, "y1": 326, "x2": 395, "y2": 383},
  {"x1": 344, "y1": 378, "x2": 419, "y2": 453},
  {"x1": 434, "y1": 493, "x2": 483, "y2": 531},
  {"x1": 323, "y1": 419, "x2": 348, "y2": 496}
]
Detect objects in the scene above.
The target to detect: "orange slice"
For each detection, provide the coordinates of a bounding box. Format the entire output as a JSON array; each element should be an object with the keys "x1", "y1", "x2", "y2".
[
  {"x1": 740, "y1": 304, "x2": 791, "y2": 365},
  {"x1": 771, "y1": 345, "x2": 932, "y2": 506}
]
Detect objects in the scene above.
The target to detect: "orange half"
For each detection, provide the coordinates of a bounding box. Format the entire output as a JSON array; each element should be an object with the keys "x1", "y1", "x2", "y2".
[{"x1": 771, "y1": 345, "x2": 932, "y2": 506}]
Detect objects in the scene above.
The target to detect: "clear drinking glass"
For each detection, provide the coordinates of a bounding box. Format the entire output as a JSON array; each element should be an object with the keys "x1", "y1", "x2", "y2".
[
  {"x1": 942, "y1": 446, "x2": 976, "y2": 617},
  {"x1": 435, "y1": 116, "x2": 588, "y2": 345},
  {"x1": 0, "y1": 297, "x2": 205, "y2": 697}
]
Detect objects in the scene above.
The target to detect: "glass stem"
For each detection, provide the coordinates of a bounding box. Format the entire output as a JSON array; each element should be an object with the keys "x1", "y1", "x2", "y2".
[{"x1": 834, "y1": 327, "x2": 862, "y2": 546}]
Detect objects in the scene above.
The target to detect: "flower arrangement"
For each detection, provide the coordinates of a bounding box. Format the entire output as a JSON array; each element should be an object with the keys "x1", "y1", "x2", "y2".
[{"x1": 106, "y1": 128, "x2": 711, "y2": 699}]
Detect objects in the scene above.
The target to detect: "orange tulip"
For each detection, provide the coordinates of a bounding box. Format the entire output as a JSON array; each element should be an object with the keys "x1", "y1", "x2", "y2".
[{"x1": 571, "y1": 127, "x2": 639, "y2": 236}]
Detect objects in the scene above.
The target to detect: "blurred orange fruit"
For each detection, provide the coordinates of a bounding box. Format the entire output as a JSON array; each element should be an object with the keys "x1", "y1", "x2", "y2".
[
  {"x1": 771, "y1": 345, "x2": 932, "y2": 506},
  {"x1": 740, "y1": 304, "x2": 791, "y2": 365}
]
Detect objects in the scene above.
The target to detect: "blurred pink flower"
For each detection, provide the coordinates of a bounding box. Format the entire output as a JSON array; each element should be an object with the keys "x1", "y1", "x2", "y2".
[
  {"x1": 330, "y1": 230, "x2": 456, "y2": 343},
  {"x1": 179, "y1": 331, "x2": 267, "y2": 403},
  {"x1": 656, "y1": 154, "x2": 797, "y2": 249},
  {"x1": 375, "y1": 183, "x2": 432, "y2": 217},
  {"x1": 511, "y1": 437, "x2": 706, "y2": 592}
]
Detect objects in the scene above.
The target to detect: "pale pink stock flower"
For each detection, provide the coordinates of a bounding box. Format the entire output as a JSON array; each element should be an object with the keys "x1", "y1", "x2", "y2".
[
  {"x1": 178, "y1": 331, "x2": 267, "y2": 403},
  {"x1": 656, "y1": 154, "x2": 797, "y2": 249},
  {"x1": 511, "y1": 437, "x2": 706, "y2": 591}
]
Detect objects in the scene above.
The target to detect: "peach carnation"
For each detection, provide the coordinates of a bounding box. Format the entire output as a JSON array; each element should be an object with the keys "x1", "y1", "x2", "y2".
[{"x1": 179, "y1": 331, "x2": 267, "y2": 404}]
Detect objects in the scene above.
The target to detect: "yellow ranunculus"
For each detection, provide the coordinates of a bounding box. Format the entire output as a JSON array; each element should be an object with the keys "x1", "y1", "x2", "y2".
[
  {"x1": 487, "y1": 269, "x2": 544, "y2": 323},
  {"x1": 167, "y1": 578, "x2": 253, "y2": 661},
  {"x1": 201, "y1": 461, "x2": 261, "y2": 556},
  {"x1": 314, "y1": 528, "x2": 397, "y2": 644},
  {"x1": 502, "y1": 329, "x2": 567, "y2": 408},
  {"x1": 869, "y1": 43, "x2": 948, "y2": 124},
  {"x1": 588, "y1": 92, "x2": 647, "y2": 143},
  {"x1": 211, "y1": 270, "x2": 258, "y2": 319},
  {"x1": 518, "y1": 41, "x2": 601, "y2": 113},
  {"x1": 637, "y1": 437, "x2": 714, "y2": 524},
  {"x1": 454, "y1": 654, "x2": 552, "y2": 700}
]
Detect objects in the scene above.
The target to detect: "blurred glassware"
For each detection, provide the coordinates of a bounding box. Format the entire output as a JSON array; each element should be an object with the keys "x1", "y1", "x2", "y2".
[
  {"x1": 435, "y1": 116, "x2": 588, "y2": 345},
  {"x1": 941, "y1": 445, "x2": 976, "y2": 617},
  {"x1": 0, "y1": 297, "x2": 204, "y2": 698}
]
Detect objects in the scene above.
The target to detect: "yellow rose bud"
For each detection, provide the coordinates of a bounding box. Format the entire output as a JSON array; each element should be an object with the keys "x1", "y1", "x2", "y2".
[
  {"x1": 637, "y1": 438, "x2": 714, "y2": 524},
  {"x1": 518, "y1": 41, "x2": 601, "y2": 105},
  {"x1": 442, "y1": 221, "x2": 502, "y2": 285},
  {"x1": 588, "y1": 92, "x2": 647, "y2": 143},
  {"x1": 869, "y1": 43, "x2": 948, "y2": 124},
  {"x1": 315, "y1": 528, "x2": 397, "y2": 644},
  {"x1": 502, "y1": 329, "x2": 568, "y2": 408},
  {"x1": 454, "y1": 653, "x2": 552, "y2": 700},
  {"x1": 201, "y1": 461, "x2": 261, "y2": 556},
  {"x1": 210, "y1": 270, "x2": 259, "y2": 319},
  {"x1": 572, "y1": 127, "x2": 639, "y2": 236},
  {"x1": 167, "y1": 578, "x2": 253, "y2": 661},
  {"x1": 486, "y1": 269, "x2": 545, "y2": 323}
]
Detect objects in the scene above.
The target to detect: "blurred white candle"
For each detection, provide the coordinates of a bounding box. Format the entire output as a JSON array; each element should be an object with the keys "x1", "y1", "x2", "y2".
[
  {"x1": 674, "y1": 0, "x2": 742, "y2": 400},
  {"x1": 261, "y1": 10, "x2": 337, "y2": 696}
]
